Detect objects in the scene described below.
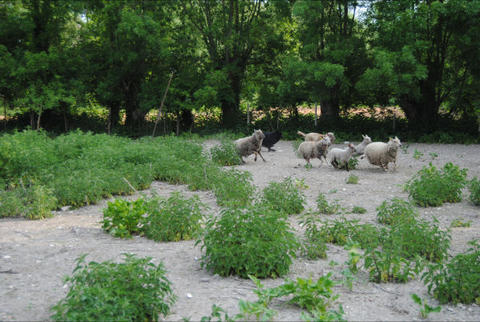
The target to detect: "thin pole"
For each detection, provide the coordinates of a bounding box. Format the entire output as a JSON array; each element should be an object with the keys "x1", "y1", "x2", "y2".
[{"x1": 152, "y1": 72, "x2": 174, "y2": 137}]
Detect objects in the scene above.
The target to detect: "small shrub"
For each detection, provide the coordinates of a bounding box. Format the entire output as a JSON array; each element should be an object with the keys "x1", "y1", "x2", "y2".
[
  {"x1": 376, "y1": 198, "x2": 417, "y2": 225},
  {"x1": 422, "y1": 240, "x2": 480, "y2": 304},
  {"x1": 212, "y1": 169, "x2": 254, "y2": 207},
  {"x1": 316, "y1": 193, "x2": 340, "y2": 214},
  {"x1": 319, "y1": 218, "x2": 380, "y2": 250},
  {"x1": 300, "y1": 212, "x2": 327, "y2": 260},
  {"x1": 142, "y1": 192, "x2": 206, "y2": 242},
  {"x1": 405, "y1": 162, "x2": 468, "y2": 207},
  {"x1": 450, "y1": 219, "x2": 471, "y2": 228},
  {"x1": 469, "y1": 177, "x2": 480, "y2": 206},
  {"x1": 51, "y1": 254, "x2": 176, "y2": 321},
  {"x1": 0, "y1": 183, "x2": 57, "y2": 219},
  {"x1": 198, "y1": 206, "x2": 298, "y2": 278},
  {"x1": 387, "y1": 217, "x2": 450, "y2": 263},
  {"x1": 411, "y1": 294, "x2": 441, "y2": 319},
  {"x1": 351, "y1": 206, "x2": 366, "y2": 214},
  {"x1": 346, "y1": 174, "x2": 359, "y2": 184},
  {"x1": 101, "y1": 198, "x2": 147, "y2": 238},
  {"x1": 210, "y1": 141, "x2": 242, "y2": 166},
  {"x1": 260, "y1": 177, "x2": 305, "y2": 215},
  {"x1": 413, "y1": 149, "x2": 424, "y2": 160},
  {"x1": 363, "y1": 246, "x2": 424, "y2": 283},
  {"x1": 346, "y1": 157, "x2": 359, "y2": 170}
]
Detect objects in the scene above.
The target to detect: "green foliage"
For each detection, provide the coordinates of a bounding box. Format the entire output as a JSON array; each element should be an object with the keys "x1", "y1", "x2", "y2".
[
  {"x1": 210, "y1": 141, "x2": 242, "y2": 166},
  {"x1": 319, "y1": 218, "x2": 380, "y2": 250},
  {"x1": 346, "y1": 174, "x2": 359, "y2": 184},
  {"x1": 212, "y1": 169, "x2": 254, "y2": 207},
  {"x1": 411, "y1": 294, "x2": 441, "y2": 319},
  {"x1": 469, "y1": 177, "x2": 480, "y2": 206},
  {"x1": 142, "y1": 192, "x2": 206, "y2": 242},
  {"x1": 376, "y1": 198, "x2": 418, "y2": 225},
  {"x1": 405, "y1": 162, "x2": 468, "y2": 207},
  {"x1": 413, "y1": 149, "x2": 424, "y2": 160},
  {"x1": 0, "y1": 183, "x2": 57, "y2": 219},
  {"x1": 237, "y1": 274, "x2": 344, "y2": 322},
  {"x1": 346, "y1": 157, "x2": 359, "y2": 171},
  {"x1": 363, "y1": 247, "x2": 424, "y2": 283},
  {"x1": 422, "y1": 240, "x2": 480, "y2": 304},
  {"x1": 197, "y1": 206, "x2": 298, "y2": 279},
  {"x1": 316, "y1": 193, "x2": 340, "y2": 215},
  {"x1": 387, "y1": 217, "x2": 451, "y2": 263},
  {"x1": 51, "y1": 254, "x2": 176, "y2": 321},
  {"x1": 300, "y1": 212, "x2": 327, "y2": 260},
  {"x1": 351, "y1": 206, "x2": 366, "y2": 214},
  {"x1": 260, "y1": 177, "x2": 305, "y2": 215},
  {"x1": 102, "y1": 198, "x2": 147, "y2": 239},
  {"x1": 450, "y1": 219, "x2": 471, "y2": 228}
]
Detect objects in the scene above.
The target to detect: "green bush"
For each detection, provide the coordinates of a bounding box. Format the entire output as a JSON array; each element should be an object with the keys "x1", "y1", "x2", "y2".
[
  {"x1": 316, "y1": 193, "x2": 340, "y2": 214},
  {"x1": 363, "y1": 246, "x2": 423, "y2": 283},
  {"x1": 260, "y1": 177, "x2": 305, "y2": 215},
  {"x1": 0, "y1": 183, "x2": 57, "y2": 219},
  {"x1": 212, "y1": 169, "x2": 255, "y2": 207},
  {"x1": 346, "y1": 174, "x2": 359, "y2": 184},
  {"x1": 386, "y1": 217, "x2": 450, "y2": 263},
  {"x1": 376, "y1": 198, "x2": 417, "y2": 225},
  {"x1": 319, "y1": 217, "x2": 380, "y2": 250},
  {"x1": 198, "y1": 206, "x2": 298, "y2": 278},
  {"x1": 210, "y1": 141, "x2": 242, "y2": 166},
  {"x1": 300, "y1": 212, "x2": 327, "y2": 260},
  {"x1": 422, "y1": 240, "x2": 480, "y2": 304},
  {"x1": 405, "y1": 162, "x2": 468, "y2": 207},
  {"x1": 101, "y1": 198, "x2": 147, "y2": 238},
  {"x1": 469, "y1": 177, "x2": 480, "y2": 206},
  {"x1": 142, "y1": 192, "x2": 206, "y2": 242},
  {"x1": 51, "y1": 254, "x2": 176, "y2": 321},
  {"x1": 351, "y1": 206, "x2": 366, "y2": 214}
]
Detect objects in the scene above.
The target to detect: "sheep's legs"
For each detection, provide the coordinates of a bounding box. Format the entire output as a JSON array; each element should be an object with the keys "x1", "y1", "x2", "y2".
[{"x1": 255, "y1": 151, "x2": 266, "y2": 162}]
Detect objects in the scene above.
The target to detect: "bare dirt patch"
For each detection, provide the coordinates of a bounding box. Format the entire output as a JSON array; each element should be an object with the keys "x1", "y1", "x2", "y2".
[{"x1": 1, "y1": 140, "x2": 479, "y2": 321}]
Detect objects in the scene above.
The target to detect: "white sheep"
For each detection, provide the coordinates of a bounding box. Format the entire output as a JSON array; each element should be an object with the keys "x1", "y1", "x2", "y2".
[
  {"x1": 235, "y1": 129, "x2": 266, "y2": 163},
  {"x1": 328, "y1": 143, "x2": 357, "y2": 171},
  {"x1": 363, "y1": 136, "x2": 402, "y2": 171},
  {"x1": 297, "y1": 131, "x2": 336, "y2": 144},
  {"x1": 352, "y1": 134, "x2": 372, "y2": 157},
  {"x1": 297, "y1": 137, "x2": 331, "y2": 167}
]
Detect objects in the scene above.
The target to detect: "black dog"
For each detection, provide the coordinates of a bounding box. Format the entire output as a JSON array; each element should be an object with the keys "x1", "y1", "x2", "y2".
[{"x1": 262, "y1": 130, "x2": 282, "y2": 152}]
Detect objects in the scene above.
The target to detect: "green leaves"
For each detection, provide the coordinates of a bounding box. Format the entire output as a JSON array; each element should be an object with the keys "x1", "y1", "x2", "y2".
[
  {"x1": 260, "y1": 177, "x2": 306, "y2": 215},
  {"x1": 51, "y1": 254, "x2": 176, "y2": 321},
  {"x1": 102, "y1": 198, "x2": 147, "y2": 238},
  {"x1": 198, "y1": 206, "x2": 298, "y2": 279},
  {"x1": 405, "y1": 162, "x2": 468, "y2": 207}
]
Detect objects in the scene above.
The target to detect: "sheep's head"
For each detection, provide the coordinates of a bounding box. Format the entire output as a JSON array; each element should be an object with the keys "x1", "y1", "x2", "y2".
[
  {"x1": 362, "y1": 134, "x2": 372, "y2": 144},
  {"x1": 254, "y1": 129, "x2": 265, "y2": 141},
  {"x1": 326, "y1": 132, "x2": 336, "y2": 144},
  {"x1": 348, "y1": 143, "x2": 356, "y2": 152},
  {"x1": 387, "y1": 136, "x2": 402, "y2": 156}
]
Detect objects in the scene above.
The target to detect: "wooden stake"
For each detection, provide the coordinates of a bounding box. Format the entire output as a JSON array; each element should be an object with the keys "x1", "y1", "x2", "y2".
[
  {"x1": 152, "y1": 72, "x2": 174, "y2": 137},
  {"x1": 314, "y1": 103, "x2": 318, "y2": 127}
]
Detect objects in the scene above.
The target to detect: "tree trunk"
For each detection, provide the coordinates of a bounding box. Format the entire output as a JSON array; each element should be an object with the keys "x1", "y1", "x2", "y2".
[
  {"x1": 221, "y1": 71, "x2": 242, "y2": 128},
  {"x1": 176, "y1": 112, "x2": 180, "y2": 136},
  {"x1": 320, "y1": 99, "x2": 339, "y2": 120}
]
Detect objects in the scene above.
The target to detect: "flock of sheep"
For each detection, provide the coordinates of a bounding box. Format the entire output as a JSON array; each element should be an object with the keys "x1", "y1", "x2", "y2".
[{"x1": 234, "y1": 129, "x2": 403, "y2": 172}]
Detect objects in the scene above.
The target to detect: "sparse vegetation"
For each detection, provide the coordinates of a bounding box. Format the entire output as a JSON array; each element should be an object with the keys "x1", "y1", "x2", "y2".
[{"x1": 260, "y1": 177, "x2": 306, "y2": 215}]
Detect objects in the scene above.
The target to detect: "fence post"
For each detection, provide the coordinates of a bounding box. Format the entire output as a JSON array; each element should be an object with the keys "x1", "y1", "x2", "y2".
[{"x1": 314, "y1": 103, "x2": 318, "y2": 127}]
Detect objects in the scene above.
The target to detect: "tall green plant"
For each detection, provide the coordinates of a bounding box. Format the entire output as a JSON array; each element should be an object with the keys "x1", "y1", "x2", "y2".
[{"x1": 260, "y1": 177, "x2": 306, "y2": 215}]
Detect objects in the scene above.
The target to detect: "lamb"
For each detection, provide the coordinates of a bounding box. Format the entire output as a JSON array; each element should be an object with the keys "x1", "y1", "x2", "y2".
[
  {"x1": 352, "y1": 134, "x2": 372, "y2": 157},
  {"x1": 297, "y1": 131, "x2": 336, "y2": 144},
  {"x1": 328, "y1": 143, "x2": 357, "y2": 171},
  {"x1": 363, "y1": 136, "x2": 402, "y2": 171},
  {"x1": 235, "y1": 129, "x2": 266, "y2": 163},
  {"x1": 297, "y1": 137, "x2": 331, "y2": 167}
]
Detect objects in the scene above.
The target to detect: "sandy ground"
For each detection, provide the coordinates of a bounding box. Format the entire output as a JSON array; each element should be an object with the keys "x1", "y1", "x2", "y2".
[{"x1": 1, "y1": 140, "x2": 479, "y2": 321}]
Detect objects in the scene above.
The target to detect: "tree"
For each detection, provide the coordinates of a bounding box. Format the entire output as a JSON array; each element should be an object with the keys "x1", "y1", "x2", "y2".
[
  {"x1": 363, "y1": 0, "x2": 480, "y2": 129},
  {"x1": 293, "y1": 0, "x2": 368, "y2": 119},
  {"x1": 183, "y1": 0, "x2": 273, "y2": 128}
]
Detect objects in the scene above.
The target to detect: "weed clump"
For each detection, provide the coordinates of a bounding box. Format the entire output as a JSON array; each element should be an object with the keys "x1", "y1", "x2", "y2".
[
  {"x1": 422, "y1": 240, "x2": 480, "y2": 304},
  {"x1": 51, "y1": 254, "x2": 176, "y2": 321},
  {"x1": 210, "y1": 141, "x2": 242, "y2": 166},
  {"x1": 376, "y1": 198, "x2": 417, "y2": 225},
  {"x1": 316, "y1": 193, "x2": 341, "y2": 214},
  {"x1": 260, "y1": 177, "x2": 305, "y2": 215},
  {"x1": 198, "y1": 206, "x2": 298, "y2": 278},
  {"x1": 469, "y1": 177, "x2": 480, "y2": 206},
  {"x1": 405, "y1": 162, "x2": 468, "y2": 207}
]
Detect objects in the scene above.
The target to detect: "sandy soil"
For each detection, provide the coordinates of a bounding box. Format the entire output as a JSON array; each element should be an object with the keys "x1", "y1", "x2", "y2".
[{"x1": 1, "y1": 140, "x2": 479, "y2": 321}]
